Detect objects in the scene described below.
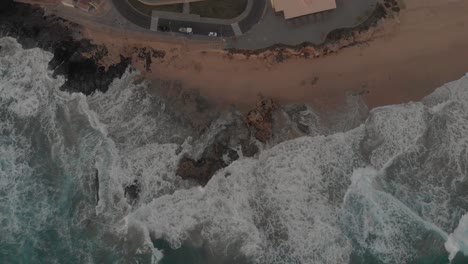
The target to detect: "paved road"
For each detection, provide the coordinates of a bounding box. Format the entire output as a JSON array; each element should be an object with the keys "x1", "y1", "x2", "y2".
[
  {"x1": 111, "y1": 0, "x2": 266, "y2": 37},
  {"x1": 113, "y1": 0, "x2": 151, "y2": 28},
  {"x1": 230, "y1": 0, "x2": 378, "y2": 49},
  {"x1": 238, "y1": 0, "x2": 266, "y2": 32},
  {"x1": 158, "y1": 18, "x2": 234, "y2": 37}
]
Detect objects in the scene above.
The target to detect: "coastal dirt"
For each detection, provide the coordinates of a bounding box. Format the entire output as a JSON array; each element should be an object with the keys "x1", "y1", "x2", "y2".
[
  {"x1": 75, "y1": 0, "x2": 468, "y2": 112},
  {"x1": 80, "y1": 0, "x2": 468, "y2": 114},
  {"x1": 153, "y1": 0, "x2": 468, "y2": 112},
  {"x1": 7, "y1": 0, "x2": 468, "y2": 188}
]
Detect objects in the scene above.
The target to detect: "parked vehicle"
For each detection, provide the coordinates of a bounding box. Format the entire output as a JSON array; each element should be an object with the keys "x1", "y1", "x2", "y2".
[
  {"x1": 178, "y1": 27, "x2": 193, "y2": 34},
  {"x1": 208, "y1": 32, "x2": 218, "y2": 37}
]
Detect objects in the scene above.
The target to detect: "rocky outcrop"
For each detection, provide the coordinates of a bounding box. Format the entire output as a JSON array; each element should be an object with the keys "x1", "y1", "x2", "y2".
[
  {"x1": 133, "y1": 47, "x2": 166, "y2": 72},
  {"x1": 246, "y1": 98, "x2": 278, "y2": 143},
  {"x1": 175, "y1": 98, "x2": 284, "y2": 186},
  {"x1": 124, "y1": 180, "x2": 141, "y2": 205},
  {"x1": 95, "y1": 169, "x2": 100, "y2": 205},
  {"x1": 176, "y1": 111, "x2": 259, "y2": 186},
  {"x1": 176, "y1": 158, "x2": 226, "y2": 186},
  {"x1": 0, "y1": 2, "x2": 130, "y2": 95},
  {"x1": 53, "y1": 50, "x2": 131, "y2": 95},
  {"x1": 174, "y1": 98, "x2": 323, "y2": 186}
]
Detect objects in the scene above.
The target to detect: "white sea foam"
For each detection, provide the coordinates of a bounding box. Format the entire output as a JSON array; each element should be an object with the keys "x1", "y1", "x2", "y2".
[
  {"x1": 344, "y1": 167, "x2": 449, "y2": 263},
  {"x1": 362, "y1": 102, "x2": 426, "y2": 169},
  {"x1": 0, "y1": 37, "x2": 62, "y2": 242},
  {"x1": 0, "y1": 37, "x2": 63, "y2": 118},
  {"x1": 3, "y1": 36, "x2": 468, "y2": 263},
  {"x1": 446, "y1": 213, "x2": 468, "y2": 261},
  {"x1": 128, "y1": 129, "x2": 364, "y2": 263}
]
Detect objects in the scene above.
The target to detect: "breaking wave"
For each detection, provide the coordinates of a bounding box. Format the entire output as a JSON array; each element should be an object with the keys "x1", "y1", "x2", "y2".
[{"x1": 1, "y1": 37, "x2": 468, "y2": 264}]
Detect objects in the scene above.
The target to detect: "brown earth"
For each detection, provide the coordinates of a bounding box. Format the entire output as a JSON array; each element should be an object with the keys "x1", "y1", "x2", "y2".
[
  {"x1": 19, "y1": 0, "x2": 468, "y2": 186},
  {"x1": 77, "y1": 0, "x2": 468, "y2": 115}
]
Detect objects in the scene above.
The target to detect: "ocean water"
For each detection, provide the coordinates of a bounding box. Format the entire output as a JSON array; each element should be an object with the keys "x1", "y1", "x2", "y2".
[{"x1": 1, "y1": 36, "x2": 468, "y2": 264}]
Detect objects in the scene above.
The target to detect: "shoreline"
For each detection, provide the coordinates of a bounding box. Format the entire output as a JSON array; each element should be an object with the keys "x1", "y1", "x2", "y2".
[
  {"x1": 151, "y1": 0, "x2": 467, "y2": 112},
  {"x1": 4, "y1": 0, "x2": 465, "y2": 125},
  {"x1": 2, "y1": 0, "x2": 467, "y2": 133},
  {"x1": 71, "y1": 0, "x2": 468, "y2": 114},
  {"x1": 3, "y1": 3, "x2": 468, "y2": 261},
  {"x1": 0, "y1": 1, "x2": 131, "y2": 95}
]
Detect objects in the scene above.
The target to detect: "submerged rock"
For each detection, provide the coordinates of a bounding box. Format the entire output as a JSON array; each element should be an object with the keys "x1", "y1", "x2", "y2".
[
  {"x1": 95, "y1": 169, "x2": 99, "y2": 205},
  {"x1": 176, "y1": 158, "x2": 225, "y2": 186},
  {"x1": 124, "y1": 180, "x2": 141, "y2": 205}
]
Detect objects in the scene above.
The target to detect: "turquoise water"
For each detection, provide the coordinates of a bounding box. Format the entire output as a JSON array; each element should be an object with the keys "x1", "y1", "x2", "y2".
[
  {"x1": 154, "y1": 239, "x2": 253, "y2": 264},
  {"x1": 1, "y1": 37, "x2": 468, "y2": 264}
]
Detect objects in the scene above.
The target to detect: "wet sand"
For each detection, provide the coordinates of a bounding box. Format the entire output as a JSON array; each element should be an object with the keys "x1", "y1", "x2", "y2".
[{"x1": 83, "y1": 0, "x2": 468, "y2": 113}]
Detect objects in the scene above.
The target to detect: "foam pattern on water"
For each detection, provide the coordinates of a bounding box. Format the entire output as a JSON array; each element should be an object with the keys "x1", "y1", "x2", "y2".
[
  {"x1": 2, "y1": 37, "x2": 468, "y2": 263},
  {"x1": 361, "y1": 102, "x2": 426, "y2": 169},
  {"x1": 0, "y1": 38, "x2": 62, "y2": 258}
]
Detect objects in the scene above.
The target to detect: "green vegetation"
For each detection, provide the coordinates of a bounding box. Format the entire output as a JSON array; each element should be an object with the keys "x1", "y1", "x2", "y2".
[
  {"x1": 190, "y1": 0, "x2": 248, "y2": 19},
  {"x1": 128, "y1": 0, "x2": 183, "y2": 16}
]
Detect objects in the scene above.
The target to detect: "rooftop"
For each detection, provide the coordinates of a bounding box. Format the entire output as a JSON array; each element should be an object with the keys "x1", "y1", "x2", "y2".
[{"x1": 271, "y1": 0, "x2": 337, "y2": 19}]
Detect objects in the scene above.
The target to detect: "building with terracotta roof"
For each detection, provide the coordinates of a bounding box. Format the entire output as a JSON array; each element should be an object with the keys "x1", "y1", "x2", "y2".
[{"x1": 271, "y1": 0, "x2": 337, "y2": 19}]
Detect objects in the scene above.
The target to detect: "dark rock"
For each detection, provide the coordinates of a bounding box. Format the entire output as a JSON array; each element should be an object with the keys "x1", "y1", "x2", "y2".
[
  {"x1": 176, "y1": 111, "x2": 259, "y2": 186},
  {"x1": 132, "y1": 47, "x2": 165, "y2": 72},
  {"x1": 0, "y1": 2, "x2": 130, "y2": 95},
  {"x1": 124, "y1": 180, "x2": 141, "y2": 205},
  {"x1": 145, "y1": 53, "x2": 152, "y2": 72},
  {"x1": 95, "y1": 169, "x2": 100, "y2": 205},
  {"x1": 246, "y1": 98, "x2": 278, "y2": 143},
  {"x1": 176, "y1": 157, "x2": 225, "y2": 186},
  {"x1": 92, "y1": 45, "x2": 108, "y2": 62},
  {"x1": 175, "y1": 98, "x2": 282, "y2": 186},
  {"x1": 152, "y1": 48, "x2": 166, "y2": 58},
  {"x1": 57, "y1": 54, "x2": 131, "y2": 95},
  {"x1": 240, "y1": 139, "x2": 259, "y2": 157}
]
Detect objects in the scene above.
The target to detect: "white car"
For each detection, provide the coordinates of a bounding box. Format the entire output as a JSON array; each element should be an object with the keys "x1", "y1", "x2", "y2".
[
  {"x1": 208, "y1": 32, "x2": 218, "y2": 37},
  {"x1": 179, "y1": 27, "x2": 193, "y2": 34}
]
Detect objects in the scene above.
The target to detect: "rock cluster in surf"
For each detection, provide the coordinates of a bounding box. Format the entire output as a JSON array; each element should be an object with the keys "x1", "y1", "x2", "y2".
[
  {"x1": 0, "y1": 1, "x2": 130, "y2": 95},
  {"x1": 246, "y1": 98, "x2": 278, "y2": 143},
  {"x1": 176, "y1": 110, "x2": 259, "y2": 186},
  {"x1": 0, "y1": 1, "x2": 315, "y2": 191},
  {"x1": 175, "y1": 98, "x2": 308, "y2": 186}
]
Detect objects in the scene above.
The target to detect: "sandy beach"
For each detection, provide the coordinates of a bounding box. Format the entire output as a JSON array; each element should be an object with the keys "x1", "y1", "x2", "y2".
[{"x1": 82, "y1": 0, "x2": 468, "y2": 112}]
